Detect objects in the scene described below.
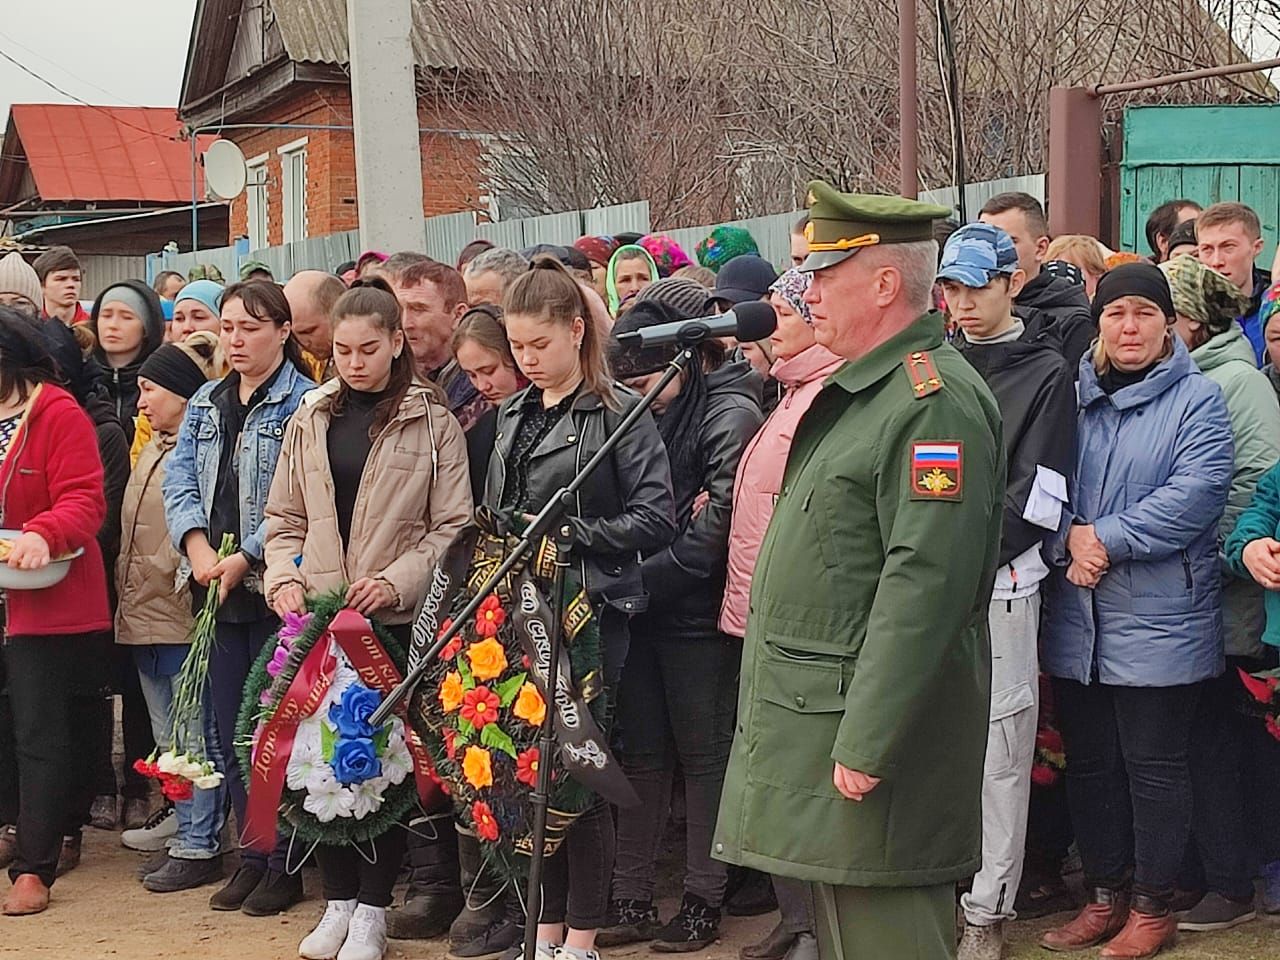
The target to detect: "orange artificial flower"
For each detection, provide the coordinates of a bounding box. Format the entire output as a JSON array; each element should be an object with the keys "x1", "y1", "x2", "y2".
[
  {"x1": 462, "y1": 745, "x2": 494, "y2": 790},
  {"x1": 475, "y1": 595, "x2": 507, "y2": 638},
  {"x1": 439, "y1": 671, "x2": 464, "y2": 713},
  {"x1": 512, "y1": 682, "x2": 546, "y2": 728},
  {"x1": 467, "y1": 638, "x2": 508, "y2": 682}
]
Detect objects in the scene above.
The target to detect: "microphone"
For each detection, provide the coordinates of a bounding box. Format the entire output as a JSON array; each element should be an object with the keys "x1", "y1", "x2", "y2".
[{"x1": 613, "y1": 301, "x2": 777, "y2": 347}]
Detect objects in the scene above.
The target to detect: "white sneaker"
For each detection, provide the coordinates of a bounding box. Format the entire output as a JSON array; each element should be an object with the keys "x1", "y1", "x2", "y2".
[
  {"x1": 300, "y1": 899, "x2": 357, "y2": 960},
  {"x1": 337, "y1": 904, "x2": 387, "y2": 960},
  {"x1": 552, "y1": 949, "x2": 600, "y2": 960},
  {"x1": 120, "y1": 806, "x2": 178, "y2": 852}
]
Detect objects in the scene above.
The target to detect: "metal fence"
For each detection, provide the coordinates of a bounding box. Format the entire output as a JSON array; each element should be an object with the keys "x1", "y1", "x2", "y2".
[
  {"x1": 80, "y1": 255, "x2": 150, "y2": 299},
  {"x1": 147, "y1": 178, "x2": 1043, "y2": 283}
]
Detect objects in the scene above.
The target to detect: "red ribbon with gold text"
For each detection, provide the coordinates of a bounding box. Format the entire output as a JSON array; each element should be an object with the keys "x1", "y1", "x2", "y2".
[{"x1": 243, "y1": 609, "x2": 441, "y2": 853}]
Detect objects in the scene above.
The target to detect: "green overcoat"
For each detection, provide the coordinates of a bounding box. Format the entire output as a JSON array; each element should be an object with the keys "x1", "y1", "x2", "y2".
[{"x1": 713, "y1": 312, "x2": 1005, "y2": 888}]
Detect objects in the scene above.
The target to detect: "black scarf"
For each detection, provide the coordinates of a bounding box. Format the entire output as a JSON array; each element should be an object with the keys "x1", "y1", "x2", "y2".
[{"x1": 656, "y1": 358, "x2": 707, "y2": 506}]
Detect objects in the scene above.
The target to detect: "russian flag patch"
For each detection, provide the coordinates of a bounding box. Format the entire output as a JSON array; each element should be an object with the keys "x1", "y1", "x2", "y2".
[{"x1": 910, "y1": 441, "x2": 963, "y2": 500}]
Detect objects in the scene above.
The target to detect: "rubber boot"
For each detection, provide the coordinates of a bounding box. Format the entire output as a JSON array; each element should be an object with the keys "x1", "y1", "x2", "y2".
[
  {"x1": 448, "y1": 826, "x2": 507, "y2": 947},
  {"x1": 387, "y1": 811, "x2": 464, "y2": 941}
]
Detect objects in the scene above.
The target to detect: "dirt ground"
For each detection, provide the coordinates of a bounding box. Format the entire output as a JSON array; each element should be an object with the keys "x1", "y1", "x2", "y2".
[{"x1": 2, "y1": 829, "x2": 1277, "y2": 960}]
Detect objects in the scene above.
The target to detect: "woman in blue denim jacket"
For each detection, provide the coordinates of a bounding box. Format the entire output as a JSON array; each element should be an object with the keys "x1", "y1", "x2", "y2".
[{"x1": 162, "y1": 281, "x2": 315, "y2": 916}]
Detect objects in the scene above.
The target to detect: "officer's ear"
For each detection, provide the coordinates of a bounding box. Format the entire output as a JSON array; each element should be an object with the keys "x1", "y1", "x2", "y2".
[{"x1": 1007, "y1": 268, "x2": 1027, "y2": 300}]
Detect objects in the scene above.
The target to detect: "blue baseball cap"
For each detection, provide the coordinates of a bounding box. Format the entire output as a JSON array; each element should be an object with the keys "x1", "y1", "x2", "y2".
[{"x1": 936, "y1": 223, "x2": 1019, "y2": 288}]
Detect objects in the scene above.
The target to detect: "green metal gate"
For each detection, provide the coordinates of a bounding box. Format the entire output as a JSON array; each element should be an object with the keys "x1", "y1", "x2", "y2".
[{"x1": 1120, "y1": 104, "x2": 1279, "y2": 263}]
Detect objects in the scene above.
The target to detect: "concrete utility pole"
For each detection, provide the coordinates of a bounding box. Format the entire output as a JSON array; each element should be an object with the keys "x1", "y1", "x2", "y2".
[
  {"x1": 348, "y1": 0, "x2": 426, "y2": 252},
  {"x1": 898, "y1": 0, "x2": 919, "y2": 198}
]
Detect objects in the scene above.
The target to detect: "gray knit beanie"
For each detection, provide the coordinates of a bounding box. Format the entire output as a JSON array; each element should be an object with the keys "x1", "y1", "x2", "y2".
[
  {"x1": 634, "y1": 276, "x2": 709, "y2": 320},
  {"x1": 0, "y1": 252, "x2": 43, "y2": 311}
]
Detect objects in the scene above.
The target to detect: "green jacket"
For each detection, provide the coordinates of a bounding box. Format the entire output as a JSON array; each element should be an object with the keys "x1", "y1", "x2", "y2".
[
  {"x1": 1192, "y1": 327, "x2": 1280, "y2": 658},
  {"x1": 713, "y1": 312, "x2": 1005, "y2": 888}
]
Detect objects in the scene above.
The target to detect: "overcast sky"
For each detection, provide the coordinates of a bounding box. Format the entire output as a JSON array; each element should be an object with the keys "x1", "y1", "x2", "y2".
[{"x1": 0, "y1": 1, "x2": 196, "y2": 123}]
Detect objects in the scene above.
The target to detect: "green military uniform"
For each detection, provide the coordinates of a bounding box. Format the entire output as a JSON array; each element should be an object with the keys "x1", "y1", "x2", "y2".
[{"x1": 712, "y1": 183, "x2": 1006, "y2": 959}]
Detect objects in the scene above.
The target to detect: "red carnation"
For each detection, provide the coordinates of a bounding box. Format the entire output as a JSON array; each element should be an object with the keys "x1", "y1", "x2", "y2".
[
  {"x1": 475, "y1": 595, "x2": 507, "y2": 638},
  {"x1": 1238, "y1": 667, "x2": 1276, "y2": 705},
  {"x1": 1267, "y1": 714, "x2": 1280, "y2": 743},
  {"x1": 460, "y1": 686, "x2": 501, "y2": 729},
  {"x1": 515, "y1": 747, "x2": 541, "y2": 788},
  {"x1": 160, "y1": 776, "x2": 193, "y2": 803},
  {"x1": 133, "y1": 757, "x2": 159, "y2": 779},
  {"x1": 472, "y1": 800, "x2": 499, "y2": 841},
  {"x1": 1030, "y1": 764, "x2": 1058, "y2": 788}
]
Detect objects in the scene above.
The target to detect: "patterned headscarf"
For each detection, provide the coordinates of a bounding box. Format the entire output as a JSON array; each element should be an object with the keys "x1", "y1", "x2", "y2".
[
  {"x1": 605, "y1": 245, "x2": 659, "y2": 315},
  {"x1": 1159, "y1": 254, "x2": 1251, "y2": 334},
  {"x1": 696, "y1": 226, "x2": 761, "y2": 273},
  {"x1": 573, "y1": 235, "x2": 618, "y2": 268},
  {"x1": 638, "y1": 234, "x2": 693, "y2": 278},
  {"x1": 1259, "y1": 281, "x2": 1280, "y2": 334},
  {"x1": 769, "y1": 268, "x2": 813, "y2": 324}
]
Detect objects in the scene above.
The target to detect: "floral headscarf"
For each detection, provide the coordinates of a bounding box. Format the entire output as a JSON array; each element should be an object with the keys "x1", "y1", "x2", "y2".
[
  {"x1": 573, "y1": 235, "x2": 618, "y2": 268},
  {"x1": 769, "y1": 268, "x2": 813, "y2": 324},
  {"x1": 1260, "y1": 281, "x2": 1280, "y2": 335},
  {"x1": 1159, "y1": 254, "x2": 1251, "y2": 334},
  {"x1": 696, "y1": 226, "x2": 761, "y2": 273},
  {"x1": 638, "y1": 234, "x2": 693, "y2": 278},
  {"x1": 605, "y1": 245, "x2": 659, "y2": 315}
]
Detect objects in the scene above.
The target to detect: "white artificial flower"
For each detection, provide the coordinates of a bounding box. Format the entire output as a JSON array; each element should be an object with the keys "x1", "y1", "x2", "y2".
[
  {"x1": 193, "y1": 772, "x2": 224, "y2": 790},
  {"x1": 350, "y1": 780, "x2": 386, "y2": 819},
  {"x1": 305, "y1": 764, "x2": 341, "y2": 796},
  {"x1": 286, "y1": 725, "x2": 324, "y2": 791},
  {"x1": 303, "y1": 785, "x2": 356, "y2": 822},
  {"x1": 381, "y1": 728, "x2": 412, "y2": 787},
  {"x1": 320, "y1": 645, "x2": 361, "y2": 712}
]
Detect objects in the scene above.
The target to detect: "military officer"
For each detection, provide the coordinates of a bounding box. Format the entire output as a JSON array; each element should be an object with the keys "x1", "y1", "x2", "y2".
[{"x1": 712, "y1": 181, "x2": 1006, "y2": 960}]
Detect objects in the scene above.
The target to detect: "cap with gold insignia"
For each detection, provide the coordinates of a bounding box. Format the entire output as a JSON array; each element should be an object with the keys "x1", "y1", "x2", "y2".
[{"x1": 800, "y1": 180, "x2": 953, "y2": 273}]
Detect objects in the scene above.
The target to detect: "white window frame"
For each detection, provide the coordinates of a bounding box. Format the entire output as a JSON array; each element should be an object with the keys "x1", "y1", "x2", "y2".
[
  {"x1": 245, "y1": 152, "x2": 269, "y2": 250},
  {"x1": 277, "y1": 136, "x2": 308, "y2": 244}
]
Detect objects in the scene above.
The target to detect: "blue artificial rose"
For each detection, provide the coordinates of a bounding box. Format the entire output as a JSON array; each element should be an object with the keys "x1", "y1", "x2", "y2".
[
  {"x1": 328, "y1": 684, "x2": 384, "y2": 740},
  {"x1": 331, "y1": 737, "x2": 382, "y2": 786}
]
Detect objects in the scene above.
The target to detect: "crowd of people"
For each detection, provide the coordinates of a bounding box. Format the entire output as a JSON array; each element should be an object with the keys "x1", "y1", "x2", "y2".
[{"x1": 0, "y1": 183, "x2": 1276, "y2": 960}]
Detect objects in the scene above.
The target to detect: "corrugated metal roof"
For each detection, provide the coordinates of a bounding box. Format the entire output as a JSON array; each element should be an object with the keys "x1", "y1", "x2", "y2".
[
  {"x1": 269, "y1": 0, "x2": 462, "y2": 69},
  {"x1": 8, "y1": 104, "x2": 211, "y2": 203}
]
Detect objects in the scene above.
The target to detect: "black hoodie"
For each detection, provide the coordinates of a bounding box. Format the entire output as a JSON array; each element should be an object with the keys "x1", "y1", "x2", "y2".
[
  {"x1": 89, "y1": 280, "x2": 166, "y2": 445},
  {"x1": 639, "y1": 358, "x2": 764, "y2": 637},
  {"x1": 1016, "y1": 270, "x2": 1097, "y2": 374},
  {"x1": 955, "y1": 316, "x2": 1077, "y2": 567}
]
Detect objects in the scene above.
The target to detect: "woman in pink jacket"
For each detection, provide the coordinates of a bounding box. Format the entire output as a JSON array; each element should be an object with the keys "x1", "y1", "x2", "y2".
[{"x1": 719, "y1": 269, "x2": 842, "y2": 960}]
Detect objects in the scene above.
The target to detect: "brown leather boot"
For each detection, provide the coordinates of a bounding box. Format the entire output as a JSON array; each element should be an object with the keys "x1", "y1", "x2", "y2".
[
  {"x1": 3, "y1": 874, "x2": 50, "y2": 916},
  {"x1": 1040, "y1": 887, "x2": 1130, "y2": 952},
  {"x1": 1100, "y1": 896, "x2": 1177, "y2": 959}
]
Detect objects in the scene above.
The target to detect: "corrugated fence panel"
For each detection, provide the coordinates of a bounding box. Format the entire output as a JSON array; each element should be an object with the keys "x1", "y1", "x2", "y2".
[
  {"x1": 473, "y1": 219, "x2": 526, "y2": 251},
  {"x1": 424, "y1": 212, "x2": 481, "y2": 263},
  {"x1": 582, "y1": 202, "x2": 649, "y2": 238},
  {"x1": 521, "y1": 211, "x2": 583, "y2": 248},
  {"x1": 80, "y1": 255, "x2": 149, "y2": 298}
]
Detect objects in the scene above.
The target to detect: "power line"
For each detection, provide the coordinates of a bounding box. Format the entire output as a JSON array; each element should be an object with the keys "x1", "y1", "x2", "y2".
[
  {"x1": 0, "y1": 46, "x2": 179, "y2": 141},
  {"x1": 0, "y1": 29, "x2": 131, "y2": 105}
]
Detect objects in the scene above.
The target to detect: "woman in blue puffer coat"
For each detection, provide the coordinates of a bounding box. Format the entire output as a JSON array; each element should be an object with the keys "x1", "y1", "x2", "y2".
[{"x1": 1039, "y1": 264, "x2": 1233, "y2": 959}]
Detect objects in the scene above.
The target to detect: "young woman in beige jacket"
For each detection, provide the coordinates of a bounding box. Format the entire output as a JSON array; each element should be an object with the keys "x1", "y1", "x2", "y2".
[{"x1": 263, "y1": 278, "x2": 472, "y2": 960}]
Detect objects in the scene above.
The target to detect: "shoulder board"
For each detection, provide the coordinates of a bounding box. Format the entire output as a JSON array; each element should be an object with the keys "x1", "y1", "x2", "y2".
[{"x1": 902, "y1": 350, "x2": 943, "y2": 399}]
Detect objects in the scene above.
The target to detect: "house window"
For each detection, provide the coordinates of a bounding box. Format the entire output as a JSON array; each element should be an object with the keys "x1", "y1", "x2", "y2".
[
  {"x1": 245, "y1": 154, "x2": 268, "y2": 250},
  {"x1": 278, "y1": 137, "x2": 308, "y2": 244}
]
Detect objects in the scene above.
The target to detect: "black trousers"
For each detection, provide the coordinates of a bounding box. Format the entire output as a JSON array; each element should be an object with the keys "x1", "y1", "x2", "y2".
[
  {"x1": 613, "y1": 629, "x2": 739, "y2": 906},
  {"x1": 85, "y1": 645, "x2": 155, "y2": 801},
  {"x1": 1053, "y1": 678, "x2": 1201, "y2": 900},
  {"x1": 318, "y1": 828, "x2": 409, "y2": 907},
  {"x1": 4, "y1": 634, "x2": 100, "y2": 887},
  {"x1": 1183, "y1": 655, "x2": 1280, "y2": 898}
]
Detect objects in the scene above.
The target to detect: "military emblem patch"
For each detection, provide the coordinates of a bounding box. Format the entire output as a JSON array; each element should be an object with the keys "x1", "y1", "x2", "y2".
[{"x1": 910, "y1": 441, "x2": 963, "y2": 500}]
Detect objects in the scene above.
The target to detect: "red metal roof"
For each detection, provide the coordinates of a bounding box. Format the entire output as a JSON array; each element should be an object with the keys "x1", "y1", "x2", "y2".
[{"x1": 6, "y1": 104, "x2": 212, "y2": 203}]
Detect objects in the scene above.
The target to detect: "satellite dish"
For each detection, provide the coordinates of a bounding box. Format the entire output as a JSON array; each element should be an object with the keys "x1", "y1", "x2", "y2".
[{"x1": 203, "y1": 139, "x2": 248, "y2": 201}]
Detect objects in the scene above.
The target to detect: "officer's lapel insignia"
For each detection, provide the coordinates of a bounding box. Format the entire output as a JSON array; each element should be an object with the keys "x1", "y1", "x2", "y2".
[{"x1": 910, "y1": 441, "x2": 963, "y2": 500}]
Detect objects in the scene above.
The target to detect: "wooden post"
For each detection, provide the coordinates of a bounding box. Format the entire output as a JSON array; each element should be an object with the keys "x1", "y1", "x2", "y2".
[{"x1": 1047, "y1": 86, "x2": 1101, "y2": 239}]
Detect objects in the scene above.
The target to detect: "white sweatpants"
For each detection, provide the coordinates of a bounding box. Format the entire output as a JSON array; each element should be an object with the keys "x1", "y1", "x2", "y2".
[{"x1": 961, "y1": 592, "x2": 1041, "y2": 926}]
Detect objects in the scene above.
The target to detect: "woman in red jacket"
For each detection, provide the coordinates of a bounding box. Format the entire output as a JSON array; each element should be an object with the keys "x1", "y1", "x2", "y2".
[{"x1": 0, "y1": 307, "x2": 110, "y2": 915}]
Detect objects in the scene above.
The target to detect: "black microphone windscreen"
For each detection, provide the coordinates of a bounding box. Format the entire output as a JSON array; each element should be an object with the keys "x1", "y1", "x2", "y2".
[{"x1": 732, "y1": 301, "x2": 778, "y2": 342}]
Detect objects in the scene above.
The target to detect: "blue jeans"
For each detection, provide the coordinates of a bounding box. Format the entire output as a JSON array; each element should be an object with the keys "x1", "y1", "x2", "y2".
[{"x1": 135, "y1": 648, "x2": 226, "y2": 859}]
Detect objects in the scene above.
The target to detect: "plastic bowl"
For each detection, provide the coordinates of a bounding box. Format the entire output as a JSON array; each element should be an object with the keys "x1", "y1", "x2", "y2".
[{"x1": 0, "y1": 529, "x2": 84, "y2": 591}]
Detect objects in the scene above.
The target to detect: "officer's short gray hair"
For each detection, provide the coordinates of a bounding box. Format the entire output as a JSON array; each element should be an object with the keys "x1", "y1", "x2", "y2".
[
  {"x1": 464, "y1": 247, "x2": 529, "y2": 286},
  {"x1": 864, "y1": 240, "x2": 938, "y2": 315}
]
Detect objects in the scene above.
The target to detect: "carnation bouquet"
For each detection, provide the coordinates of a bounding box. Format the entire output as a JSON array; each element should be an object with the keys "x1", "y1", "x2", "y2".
[
  {"x1": 134, "y1": 532, "x2": 236, "y2": 801},
  {"x1": 1237, "y1": 666, "x2": 1280, "y2": 740},
  {"x1": 236, "y1": 591, "x2": 435, "y2": 849}
]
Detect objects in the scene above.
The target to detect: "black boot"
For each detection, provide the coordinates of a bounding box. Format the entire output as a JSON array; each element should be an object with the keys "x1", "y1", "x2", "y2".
[
  {"x1": 448, "y1": 826, "x2": 507, "y2": 946},
  {"x1": 387, "y1": 811, "x2": 465, "y2": 941}
]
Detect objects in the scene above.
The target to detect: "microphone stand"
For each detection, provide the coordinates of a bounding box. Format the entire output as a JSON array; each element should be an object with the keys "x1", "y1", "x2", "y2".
[{"x1": 368, "y1": 346, "x2": 694, "y2": 960}]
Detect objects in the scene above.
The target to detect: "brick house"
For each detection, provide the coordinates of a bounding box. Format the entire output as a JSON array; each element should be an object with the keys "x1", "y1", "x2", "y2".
[{"x1": 179, "y1": 0, "x2": 496, "y2": 250}]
